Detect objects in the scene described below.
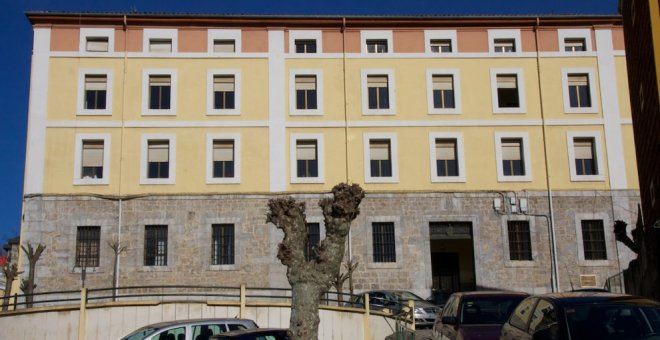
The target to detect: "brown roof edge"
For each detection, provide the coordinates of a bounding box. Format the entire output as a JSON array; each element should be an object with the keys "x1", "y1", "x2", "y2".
[{"x1": 25, "y1": 12, "x2": 622, "y2": 28}]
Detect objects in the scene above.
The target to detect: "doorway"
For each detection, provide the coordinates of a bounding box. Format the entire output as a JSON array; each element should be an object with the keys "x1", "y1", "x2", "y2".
[{"x1": 429, "y1": 222, "x2": 476, "y2": 294}]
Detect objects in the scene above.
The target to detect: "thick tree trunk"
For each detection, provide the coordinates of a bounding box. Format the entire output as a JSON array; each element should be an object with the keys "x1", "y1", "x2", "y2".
[{"x1": 289, "y1": 282, "x2": 322, "y2": 338}]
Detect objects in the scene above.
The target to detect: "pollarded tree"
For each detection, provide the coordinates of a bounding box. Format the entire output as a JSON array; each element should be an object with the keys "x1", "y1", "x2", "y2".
[{"x1": 266, "y1": 183, "x2": 364, "y2": 340}]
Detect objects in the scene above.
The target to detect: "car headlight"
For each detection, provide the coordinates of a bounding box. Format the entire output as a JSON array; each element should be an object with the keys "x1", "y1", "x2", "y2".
[{"x1": 415, "y1": 307, "x2": 425, "y2": 314}]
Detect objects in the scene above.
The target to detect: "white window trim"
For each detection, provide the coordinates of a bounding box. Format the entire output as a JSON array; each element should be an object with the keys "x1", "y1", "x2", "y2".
[
  {"x1": 361, "y1": 69, "x2": 396, "y2": 115},
  {"x1": 429, "y1": 132, "x2": 466, "y2": 183},
  {"x1": 360, "y1": 30, "x2": 393, "y2": 54},
  {"x1": 79, "y1": 28, "x2": 115, "y2": 53},
  {"x1": 140, "y1": 133, "x2": 176, "y2": 185},
  {"x1": 566, "y1": 131, "x2": 606, "y2": 182},
  {"x1": 424, "y1": 30, "x2": 458, "y2": 54},
  {"x1": 208, "y1": 29, "x2": 242, "y2": 53},
  {"x1": 142, "y1": 69, "x2": 177, "y2": 116},
  {"x1": 289, "y1": 69, "x2": 324, "y2": 116},
  {"x1": 488, "y1": 29, "x2": 522, "y2": 55},
  {"x1": 558, "y1": 28, "x2": 592, "y2": 52},
  {"x1": 495, "y1": 132, "x2": 533, "y2": 182},
  {"x1": 290, "y1": 133, "x2": 325, "y2": 184},
  {"x1": 77, "y1": 69, "x2": 113, "y2": 116},
  {"x1": 206, "y1": 133, "x2": 241, "y2": 184},
  {"x1": 363, "y1": 132, "x2": 399, "y2": 183},
  {"x1": 289, "y1": 30, "x2": 322, "y2": 54},
  {"x1": 73, "y1": 133, "x2": 111, "y2": 185},
  {"x1": 366, "y1": 216, "x2": 402, "y2": 269},
  {"x1": 500, "y1": 216, "x2": 538, "y2": 268},
  {"x1": 143, "y1": 28, "x2": 178, "y2": 53},
  {"x1": 490, "y1": 68, "x2": 527, "y2": 114},
  {"x1": 561, "y1": 68, "x2": 599, "y2": 114},
  {"x1": 574, "y1": 213, "x2": 613, "y2": 267},
  {"x1": 426, "y1": 68, "x2": 461, "y2": 114},
  {"x1": 206, "y1": 69, "x2": 241, "y2": 115}
]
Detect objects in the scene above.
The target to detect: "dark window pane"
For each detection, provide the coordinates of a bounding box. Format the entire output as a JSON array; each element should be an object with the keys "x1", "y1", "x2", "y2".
[
  {"x1": 368, "y1": 87, "x2": 378, "y2": 109},
  {"x1": 444, "y1": 90, "x2": 455, "y2": 108},
  {"x1": 297, "y1": 160, "x2": 318, "y2": 178},
  {"x1": 569, "y1": 86, "x2": 579, "y2": 107},
  {"x1": 225, "y1": 92, "x2": 235, "y2": 109},
  {"x1": 508, "y1": 221, "x2": 532, "y2": 261},
  {"x1": 213, "y1": 161, "x2": 234, "y2": 178},
  {"x1": 76, "y1": 226, "x2": 100, "y2": 267},
  {"x1": 433, "y1": 90, "x2": 442, "y2": 108},
  {"x1": 578, "y1": 85, "x2": 591, "y2": 107},
  {"x1": 373, "y1": 222, "x2": 396, "y2": 262},
  {"x1": 304, "y1": 223, "x2": 320, "y2": 261},
  {"x1": 498, "y1": 88, "x2": 519, "y2": 108},
  {"x1": 582, "y1": 220, "x2": 607, "y2": 260},
  {"x1": 378, "y1": 87, "x2": 390, "y2": 109},
  {"x1": 307, "y1": 90, "x2": 317, "y2": 109},
  {"x1": 82, "y1": 166, "x2": 103, "y2": 179},
  {"x1": 85, "y1": 90, "x2": 107, "y2": 110},
  {"x1": 145, "y1": 225, "x2": 168, "y2": 266},
  {"x1": 212, "y1": 224, "x2": 235, "y2": 265},
  {"x1": 296, "y1": 90, "x2": 306, "y2": 109}
]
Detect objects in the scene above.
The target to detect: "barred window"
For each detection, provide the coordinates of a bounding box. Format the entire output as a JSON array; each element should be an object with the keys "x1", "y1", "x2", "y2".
[
  {"x1": 581, "y1": 220, "x2": 607, "y2": 260},
  {"x1": 145, "y1": 225, "x2": 168, "y2": 266},
  {"x1": 76, "y1": 226, "x2": 100, "y2": 267},
  {"x1": 304, "y1": 223, "x2": 320, "y2": 261},
  {"x1": 373, "y1": 222, "x2": 396, "y2": 263},
  {"x1": 507, "y1": 221, "x2": 532, "y2": 261},
  {"x1": 212, "y1": 224, "x2": 235, "y2": 265}
]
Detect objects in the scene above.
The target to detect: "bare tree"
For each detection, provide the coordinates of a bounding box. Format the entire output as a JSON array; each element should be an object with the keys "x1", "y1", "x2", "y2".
[
  {"x1": 108, "y1": 239, "x2": 126, "y2": 301},
  {"x1": 267, "y1": 183, "x2": 364, "y2": 340},
  {"x1": 333, "y1": 259, "x2": 358, "y2": 306},
  {"x1": 21, "y1": 243, "x2": 46, "y2": 308},
  {"x1": 2, "y1": 263, "x2": 22, "y2": 311}
]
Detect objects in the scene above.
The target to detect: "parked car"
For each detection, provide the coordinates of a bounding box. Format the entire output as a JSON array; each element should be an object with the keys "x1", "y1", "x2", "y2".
[
  {"x1": 500, "y1": 292, "x2": 660, "y2": 340},
  {"x1": 432, "y1": 291, "x2": 529, "y2": 340},
  {"x1": 210, "y1": 328, "x2": 290, "y2": 339},
  {"x1": 120, "y1": 318, "x2": 259, "y2": 340},
  {"x1": 351, "y1": 290, "x2": 441, "y2": 328}
]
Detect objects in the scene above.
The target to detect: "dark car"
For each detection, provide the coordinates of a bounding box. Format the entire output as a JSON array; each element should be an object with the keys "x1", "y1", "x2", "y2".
[
  {"x1": 351, "y1": 290, "x2": 441, "y2": 328},
  {"x1": 432, "y1": 291, "x2": 529, "y2": 340},
  {"x1": 210, "y1": 328, "x2": 290, "y2": 340},
  {"x1": 500, "y1": 292, "x2": 660, "y2": 340}
]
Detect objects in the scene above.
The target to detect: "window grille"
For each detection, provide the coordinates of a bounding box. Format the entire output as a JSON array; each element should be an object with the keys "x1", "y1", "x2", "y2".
[{"x1": 145, "y1": 225, "x2": 168, "y2": 266}]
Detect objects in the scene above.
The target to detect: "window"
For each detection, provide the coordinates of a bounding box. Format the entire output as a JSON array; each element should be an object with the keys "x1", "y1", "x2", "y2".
[
  {"x1": 213, "y1": 75, "x2": 235, "y2": 109},
  {"x1": 434, "y1": 139, "x2": 458, "y2": 177},
  {"x1": 432, "y1": 75, "x2": 455, "y2": 109},
  {"x1": 212, "y1": 140, "x2": 235, "y2": 178},
  {"x1": 206, "y1": 133, "x2": 240, "y2": 184},
  {"x1": 508, "y1": 298, "x2": 538, "y2": 331},
  {"x1": 567, "y1": 132, "x2": 604, "y2": 181},
  {"x1": 305, "y1": 223, "x2": 320, "y2": 261},
  {"x1": 367, "y1": 75, "x2": 390, "y2": 109},
  {"x1": 295, "y1": 75, "x2": 317, "y2": 110},
  {"x1": 430, "y1": 133, "x2": 465, "y2": 182},
  {"x1": 488, "y1": 29, "x2": 521, "y2": 54},
  {"x1": 369, "y1": 140, "x2": 392, "y2": 178},
  {"x1": 74, "y1": 134, "x2": 110, "y2": 185},
  {"x1": 364, "y1": 133, "x2": 398, "y2": 183},
  {"x1": 491, "y1": 69, "x2": 526, "y2": 113},
  {"x1": 430, "y1": 39, "x2": 452, "y2": 53},
  {"x1": 508, "y1": 221, "x2": 532, "y2": 261},
  {"x1": 208, "y1": 29, "x2": 241, "y2": 53},
  {"x1": 295, "y1": 40, "x2": 317, "y2": 53},
  {"x1": 76, "y1": 226, "x2": 100, "y2": 267},
  {"x1": 213, "y1": 40, "x2": 235, "y2": 52},
  {"x1": 80, "y1": 28, "x2": 114, "y2": 53},
  {"x1": 528, "y1": 300, "x2": 557, "y2": 335},
  {"x1": 564, "y1": 38, "x2": 586, "y2": 52},
  {"x1": 143, "y1": 70, "x2": 177, "y2": 115},
  {"x1": 372, "y1": 222, "x2": 396, "y2": 263},
  {"x1": 143, "y1": 29, "x2": 177, "y2": 53},
  {"x1": 495, "y1": 133, "x2": 532, "y2": 182},
  {"x1": 360, "y1": 30, "x2": 392, "y2": 54},
  {"x1": 581, "y1": 220, "x2": 607, "y2": 260},
  {"x1": 558, "y1": 29, "x2": 592, "y2": 52},
  {"x1": 141, "y1": 134, "x2": 176, "y2": 185},
  {"x1": 78, "y1": 69, "x2": 113, "y2": 115},
  {"x1": 212, "y1": 224, "x2": 235, "y2": 265},
  {"x1": 494, "y1": 39, "x2": 516, "y2": 53},
  {"x1": 84, "y1": 75, "x2": 107, "y2": 110},
  {"x1": 144, "y1": 225, "x2": 168, "y2": 266},
  {"x1": 362, "y1": 70, "x2": 395, "y2": 115},
  {"x1": 562, "y1": 69, "x2": 597, "y2": 113},
  {"x1": 366, "y1": 39, "x2": 388, "y2": 53},
  {"x1": 147, "y1": 140, "x2": 170, "y2": 179},
  {"x1": 296, "y1": 140, "x2": 318, "y2": 178}
]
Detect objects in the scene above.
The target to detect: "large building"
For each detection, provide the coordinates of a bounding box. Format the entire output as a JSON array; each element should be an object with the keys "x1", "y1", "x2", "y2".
[
  {"x1": 20, "y1": 12, "x2": 639, "y2": 296},
  {"x1": 619, "y1": 0, "x2": 660, "y2": 299}
]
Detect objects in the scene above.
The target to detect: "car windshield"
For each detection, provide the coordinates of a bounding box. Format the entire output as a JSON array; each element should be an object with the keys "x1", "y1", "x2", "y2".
[
  {"x1": 392, "y1": 291, "x2": 424, "y2": 302},
  {"x1": 565, "y1": 303, "x2": 660, "y2": 339},
  {"x1": 121, "y1": 327, "x2": 159, "y2": 340},
  {"x1": 460, "y1": 296, "x2": 526, "y2": 325}
]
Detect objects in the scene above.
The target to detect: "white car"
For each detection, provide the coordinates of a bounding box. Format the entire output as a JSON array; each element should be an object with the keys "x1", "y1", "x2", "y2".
[{"x1": 120, "y1": 318, "x2": 259, "y2": 340}]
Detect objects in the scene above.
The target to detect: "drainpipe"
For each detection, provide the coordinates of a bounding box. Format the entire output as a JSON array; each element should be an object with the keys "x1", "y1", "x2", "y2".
[
  {"x1": 534, "y1": 17, "x2": 560, "y2": 292},
  {"x1": 341, "y1": 17, "x2": 353, "y2": 262},
  {"x1": 115, "y1": 15, "x2": 128, "y2": 296}
]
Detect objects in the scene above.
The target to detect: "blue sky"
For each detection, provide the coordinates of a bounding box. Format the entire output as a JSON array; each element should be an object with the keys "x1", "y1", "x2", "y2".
[{"x1": 0, "y1": 0, "x2": 618, "y2": 250}]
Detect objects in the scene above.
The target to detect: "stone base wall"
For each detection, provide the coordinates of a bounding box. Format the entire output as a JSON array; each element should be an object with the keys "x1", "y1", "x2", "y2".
[{"x1": 19, "y1": 190, "x2": 639, "y2": 297}]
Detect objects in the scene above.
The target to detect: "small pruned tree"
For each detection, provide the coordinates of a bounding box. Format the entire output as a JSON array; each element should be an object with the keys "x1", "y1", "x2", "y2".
[
  {"x1": 267, "y1": 183, "x2": 364, "y2": 340},
  {"x1": 333, "y1": 258, "x2": 358, "y2": 306},
  {"x1": 108, "y1": 239, "x2": 127, "y2": 301},
  {"x1": 2, "y1": 263, "x2": 22, "y2": 311},
  {"x1": 21, "y1": 242, "x2": 46, "y2": 308}
]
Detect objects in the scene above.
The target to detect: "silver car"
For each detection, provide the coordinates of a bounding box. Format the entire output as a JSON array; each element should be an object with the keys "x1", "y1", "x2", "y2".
[
  {"x1": 120, "y1": 318, "x2": 259, "y2": 340},
  {"x1": 351, "y1": 290, "x2": 441, "y2": 328}
]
